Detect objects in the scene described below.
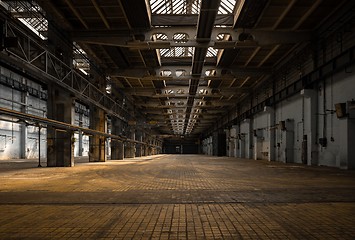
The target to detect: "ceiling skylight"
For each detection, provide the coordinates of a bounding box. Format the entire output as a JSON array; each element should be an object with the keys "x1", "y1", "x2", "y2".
[
  {"x1": 160, "y1": 47, "x2": 194, "y2": 58},
  {"x1": 73, "y1": 42, "x2": 90, "y2": 75},
  {"x1": 218, "y1": 0, "x2": 236, "y2": 14},
  {"x1": 206, "y1": 47, "x2": 218, "y2": 57},
  {"x1": 4, "y1": 1, "x2": 48, "y2": 40},
  {"x1": 149, "y1": 0, "x2": 236, "y2": 15},
  {"x1": 150, "y1": 0, "x2": 201, "y2": 14}
]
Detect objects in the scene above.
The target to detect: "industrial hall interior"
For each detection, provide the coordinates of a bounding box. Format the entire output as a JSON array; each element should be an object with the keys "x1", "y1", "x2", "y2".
[{"x1": 0, "y1": 0, "x2": 355, "y2": 239}]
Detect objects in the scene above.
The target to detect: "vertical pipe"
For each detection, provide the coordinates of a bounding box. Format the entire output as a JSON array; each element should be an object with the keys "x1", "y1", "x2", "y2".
[
  {"x1": 11, "y1": 82, "x2": 14, "y2": 143},
  {"x1": 323, "y1": 79, "x2": 326, "y2": 140},
  {"x1": 302, "y1": 96, "x2": 305, "y2": 136},
  {"x1": 78, "y1": 113, "x2": 83, "y2": 156},
  {"x1": 322, "y1": 40, "x2": 327, "y2": 145},
  {"x1": 38, "y1": 124, "x2": 42, "y2": 167},
  {"x1": 330, "y1": 74, "x2": 334, "y2": 141}
]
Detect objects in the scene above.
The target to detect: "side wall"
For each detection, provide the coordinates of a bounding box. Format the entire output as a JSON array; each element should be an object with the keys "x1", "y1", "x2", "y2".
[
  {"x1": 202, "y1": 8, "x2": 355, "y2": 169},
  {"x1": 0, "y1": 67, "x2": 47, "y2": 160}
]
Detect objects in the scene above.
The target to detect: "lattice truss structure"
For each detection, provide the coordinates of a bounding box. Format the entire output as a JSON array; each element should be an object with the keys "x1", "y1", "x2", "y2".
[
  {"x1": 3, "y1": 1, "x2": 90, "y2": 75},
  {"x1": 2, "y1": 1, "x2": 47, "y2": 39}
]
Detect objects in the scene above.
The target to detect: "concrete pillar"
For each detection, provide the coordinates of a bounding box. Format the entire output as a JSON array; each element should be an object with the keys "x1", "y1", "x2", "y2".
[
  {"x1": 231, "y1": 125, "x2": 239, "y2": 157},
  {"x1": 238, "y1": 135, "x2": 245, "y2": 158},
  {"x1": 131, "y1": 130, "x2": 136, "y2": 157},
  {"x1": 111, "y1": 140, "x2": 124, "y2": 160},
  {"x1": 147, "y1": 138, "x2": 153, "y2": 155},
  {"x1": 280, "y1": 119, "x2": 295, "y2": 163},
  {"x1": 124, "y1": 142, "x2": 135, "y2": 158},
  {"x1": 89, "y1": 106, "x2": 106, "y2": 162},
  {"x1": 142, "y1": 134, "x2": 146, "y2": 156},
  {"x1": 141, "y1": 133, "x2": 146, "y2": 156},
  {"x1": 124, "y1": 142, "x2": 129, "y2": 158},
  {"x1": 20, "y1": 90, "x2": 28, "y2": 159},
  {"x1": 145, "y1": 137, "x2": 151, "y2": 156},
  {"x1": 142, "y1": 144, "x2": 147, "y2": 156},
  {"x1": 339, "y1": 115, "x2": 355, "y2": 169},
  {"x1": 253, "y1": 128, "x2": 265, "y2": 160},
  {"x1": 248, "y1": 119, "x2": 253, "y2": 159},
  {"x1": 124, "y1": 129, "x2": 135, "y2": 158},
  {"x1": 151, "y1": 139, "x2": 156, "y2": 155},
  {"x1": 204, "y1": 140, "x2": 207, "y2": 155},
  {"x1": 264, "y1": 106, "x2": 275, "y2": 161},
  {"x1": 47, "y1": 85, "x2": 75, "y2": 167},
  {"x1": 227, "y1": 128, "x2": 232, "y2": 157},
  {"x1": 135, "y1": 145, "x2": 142, "y2": 157},
  {"x1": 154, "y1": 140, "x2": 158, "y2": 155},
  {"x1": 240, "y1": 119, "x2": 252, "y2": 159},
  {"x1": 225, "y1": 129, "x2": 231, "y2": 157},
  {"x1": 78, "y1": 130, "x2": 83, "y2": 157},
  {"x1": 46, "y1": 22, "x2": 75, "y2": 167},
  {"x1": 301, "y1": 89, "x2": 318, "y2": 165},
  {"x1": 78, "y1": 113, "x2": 83, "y2": 157},
  {"x1": 135, "y1": 131, "x2": 143, "y2": 157},
  {"x1": 208, "y1": 136, "x2": 213, "y2": 155},
  {"x1": 202, "y1": 139, "x2": 206, "y2": 154},
  {"x1": 145, "y1": 145, "x2": 148, "y2": 156},
  {"x1": 111, "y1": 118, "x2": 124, "y2": 160},
  {"x1": 253, "y1": 130, "x2": 259, "y2": 160}
]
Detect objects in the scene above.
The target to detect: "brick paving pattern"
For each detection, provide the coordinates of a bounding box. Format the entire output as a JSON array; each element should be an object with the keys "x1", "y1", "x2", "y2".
[{"x1": 0, "y1": 155, "x2": 354, "y2": 239}]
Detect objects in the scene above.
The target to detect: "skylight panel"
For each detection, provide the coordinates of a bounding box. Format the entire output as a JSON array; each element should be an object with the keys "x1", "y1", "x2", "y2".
[
  {"x1": 159, "y1": 47, "x2": 194, "y2": 58},
  {"x1": 150, "y1": 0, "x2": 235, "y2": 15},
  {"x1": 206, "y1": 47, "x2": 218, "y2": 57},
  {"x1": 149, "y1": 0, "x2": 201, "y2": 14},
  {"x1": 4, "y1": 1, "x2": 48, "y2": 40},
  {"x1": 173, "y1": 33, "x2": 189, "y2": 43},
  {"x1": 153, "y1": 33, "x2": 168, "y2": 41},
  {"x1": 73, "y1": 42, "x2": 90, "y2": 75},
  {"x1": 150, "y1": 0, "x2": 167, "y2": 14},
  {"x1": 218, "y1": 0, "x2": 236, "y2": 14}
]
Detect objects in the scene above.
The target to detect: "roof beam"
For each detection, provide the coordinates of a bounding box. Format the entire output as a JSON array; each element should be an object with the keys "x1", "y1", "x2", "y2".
[
  {"x1": 232, "y1": 0, "x2": 246, "y2": 29},
  {"x1": 244, "y1": 46, "x2": 261, "y2": 66},
  {"x1": 257, "y1": 45, "x2": 280, "y2": 67},
  {"x1": 272, "y1": 0, "x2": 297, "y2": 30},
  {"x1": 71, "y1": 27, "x2": 310, "y2": 47},
  {"x1": 233, "y1": 0, "x2": 268, "y2": 29},
  {"x1": 292, "y1": 0, "x2": 322, "y2": 30},
  {"x1": 107, "y1": 66, "x2": 271, "y2": 78},
  {"x1": 184, "y1": 0, "x2": 223, "y2": 134},
  {"x1": 91, "y1": 0, "x2": 111, "y2": 29},
  {"x1": 64, "y1": 0, "x2": 89, "y2": 29},
  {"x1": 37, "y1": 1, "x2": 73, "y2": 30},
  {"x1": 151, "y1": 14, "x2": 233, "y2": 26},
  {"x1": 119, "y1": 0, "x2": 151, "y2": 29},
  {"x1": 128, "y1": 91, "x2": 248, "y2": 98},
  {"x1": 196, "y1": 0, "x2": 221, "y2": 41}
]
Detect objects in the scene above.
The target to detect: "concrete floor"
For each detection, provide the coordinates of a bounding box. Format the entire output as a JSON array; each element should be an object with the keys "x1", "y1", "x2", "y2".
[{"x1": 0, "y1": 155, "x2": 354, "y2": 239}]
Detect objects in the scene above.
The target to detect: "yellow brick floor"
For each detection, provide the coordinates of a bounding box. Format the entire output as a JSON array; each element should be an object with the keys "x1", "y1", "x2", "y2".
[{"x1": 0, "y1": 155, "x2": 354, "y2": 239}]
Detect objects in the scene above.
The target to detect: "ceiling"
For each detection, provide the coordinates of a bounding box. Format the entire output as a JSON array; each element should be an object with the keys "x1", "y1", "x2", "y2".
[{"x1": 6, "y1": 0, "x2": 347, "y2": 139}]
